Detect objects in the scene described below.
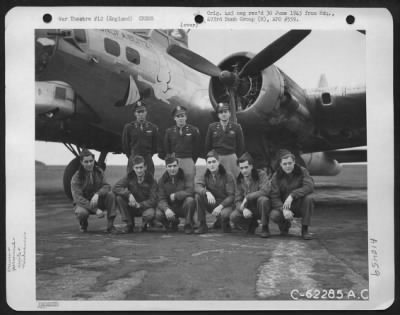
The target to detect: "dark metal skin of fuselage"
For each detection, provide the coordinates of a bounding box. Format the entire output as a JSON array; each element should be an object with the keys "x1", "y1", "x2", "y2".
[{"x1": 36, "y1": 29, "x2": 366, "y2": 173}]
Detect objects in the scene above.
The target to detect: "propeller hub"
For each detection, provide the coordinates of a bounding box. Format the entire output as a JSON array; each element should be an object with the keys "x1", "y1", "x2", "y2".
[{"x1": 219, "y1": 70, "x2": 236, "y2": 87}]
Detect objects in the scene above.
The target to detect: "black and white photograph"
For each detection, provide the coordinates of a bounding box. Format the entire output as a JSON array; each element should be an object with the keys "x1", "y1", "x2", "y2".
[{"x1": 5, "y1": 7, "x2": 394, "y2": 311}]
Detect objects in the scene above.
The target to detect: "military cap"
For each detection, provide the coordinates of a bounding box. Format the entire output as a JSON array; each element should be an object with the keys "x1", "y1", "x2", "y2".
[
  {"x1": 216, "y1": 102, "x2": 230, "y2": 113},
  {"x1": 165, "y1": 153, "x2": 178, "y2": 165},
  {"x1": 279, "y1": 149, "x2": 295, "y2": 160},
  {"x1": 171, "y1": 105, "x2": 187, "y2": 117},
  {"x1": 206, "y1": 149, "x2": 220, "y2": 161},
  {"x1": 237, "y1": 152, "x2": 254, "y2": 165},
  {"x1": 133, "y1": 100, "x2": 146, "y2": 112}
]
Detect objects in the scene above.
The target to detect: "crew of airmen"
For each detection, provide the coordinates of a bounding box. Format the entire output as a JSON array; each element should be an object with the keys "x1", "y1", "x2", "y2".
[{"x1": 71, "y1": 101, "x2": 315, "y2": 240}]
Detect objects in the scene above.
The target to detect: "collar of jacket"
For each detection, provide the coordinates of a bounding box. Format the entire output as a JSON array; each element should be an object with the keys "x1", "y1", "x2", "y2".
[
  {"x1": 127, "y1": 170, "x2": 154, "y2": 184},
  {"x1": 161, "y1": 168, "x2": 185, "y2": 183},
  {"x1": 276, "y1": 164, "x2": 303, "y2": 179}
]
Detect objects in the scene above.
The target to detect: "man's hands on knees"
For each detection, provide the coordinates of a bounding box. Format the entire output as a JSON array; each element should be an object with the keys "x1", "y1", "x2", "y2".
[
  {"x1": 129, "y1": 194, "x2": 139, "y2": 208},
  {"x1": 165, "y1": 208, "x2": 176, "y2": 220},
  {"x1": 96, "y1": 209, "x2": 105, "y2": 218},
  {"x1": 212, "y1": 204, "x2": 223, "y2": 216},
  {"x1": 240, "y1": 198, "x2": 247, "y2": 211},
  {"x1": 243, "y1": 208, "x2": 252, "y2": 219},
  {"x1": 206, "y1": 191, "x2": 216, "y2": 205},
  {"x1": 282, "y1": 195, "x2": 293, "y2": 210},
  {"x1": 90, "y1": 193, "x2": 99, "y2": 209},
  {"x1": 282, "y1": 195, "x2": 294, "y2": 220},
  {"x1": 283, "y1": 209, "x2": 294, "y2": 221}
]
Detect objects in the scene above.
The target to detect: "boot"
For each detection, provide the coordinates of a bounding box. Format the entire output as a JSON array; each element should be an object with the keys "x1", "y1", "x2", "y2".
[
  {"x1": 184, "y1": 223, "x2": 194, "y2": 234},
  {"x1": 246, "y1": 219, "x2": 257, "y2": 235},
  {"x1": 222, "y1": 221, "x2": 232, "y2": 233},
  {"x1": 79, "y1": 219, "x2": 88, "y2": 233},
  {"x1": 122, "y1": 224, "x2": 134, "y2": 233},
  {"x1": 169, "y1": 219, "x2": 179, "y2": 232},
  {"x1": 195, "y1": 222, "x2": 208, "y2": 234},
  {"x1": 106, "y1": 217, "x2": 118, "y2": 234},
  {"x1": 302, "y1": 225, "x2": 313, "y2": 240},
  {"x1": 279, "y1": 219, "x2": 291, "y2": 236},
  {"x1": 260, "y1": 225, "x2": 270, "y2": 238},
  {"x1": 212, "y1": 217, "x2": 221, "y2": 230}
]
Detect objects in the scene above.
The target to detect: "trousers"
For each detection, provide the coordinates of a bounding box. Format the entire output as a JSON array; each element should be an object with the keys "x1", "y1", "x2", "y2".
[
  {"x1": 195, "y1": 193, "x2": 232, "y2": 224},
  {"x1": 155, "y1": 197, "x2": 196, "y2": 225},
  {"x1": 74, "y1": 191, "x2": 116, "y2": 220},
  {"x1": 270, "y1": 195, "x2": 314, "y2": 226},
  {"x1": 230, "y1": 196, "x2": 271, "y2": 228},
  {"x1": 115, "y1": 195, "x2": 155, "y2": 226}
]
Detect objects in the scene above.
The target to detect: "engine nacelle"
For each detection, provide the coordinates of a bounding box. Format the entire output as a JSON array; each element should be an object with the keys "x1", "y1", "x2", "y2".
[
  {"x1": 301, "y1": 152, "x2": 342, "y2": 176},
  {"x1": 209, "y1": 52, "x2": 312, "y2": 137},
  {"x1": 36, "y1": 81, "x2": 75, "y2": 119},
  {"x1": 209, "y1": 52, "x2": 281, "y2": 122}
]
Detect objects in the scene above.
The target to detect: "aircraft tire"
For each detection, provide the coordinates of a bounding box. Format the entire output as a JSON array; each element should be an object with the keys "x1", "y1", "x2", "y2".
[{"x1": 63, "y1": 157, "x2": 81, "y2": 200}]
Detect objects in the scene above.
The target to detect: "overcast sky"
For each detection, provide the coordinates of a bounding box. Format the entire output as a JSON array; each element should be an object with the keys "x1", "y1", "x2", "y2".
[{"x1": 35, "y1": 29, "x2": 365, "y2": 165}]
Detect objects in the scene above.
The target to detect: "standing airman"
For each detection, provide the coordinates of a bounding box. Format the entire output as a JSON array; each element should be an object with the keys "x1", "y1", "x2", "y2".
[
  {"x1": 164, "y1": 105, "x2": 201, "y2": 188},
  {"x1": 205, "y1": 102, "x2": 245, "y2": 178},
  {"x1": 121, "y1": 100, "x2": 158, "y2": 176}
]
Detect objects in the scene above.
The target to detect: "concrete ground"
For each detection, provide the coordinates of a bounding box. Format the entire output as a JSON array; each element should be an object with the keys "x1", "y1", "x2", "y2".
[{"x1": 36, "y1": 167, "x2": 368, "y2": 301}]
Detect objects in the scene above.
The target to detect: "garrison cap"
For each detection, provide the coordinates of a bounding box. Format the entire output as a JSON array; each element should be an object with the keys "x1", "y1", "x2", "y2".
[
  {"x1": 238, "y1": 152, "x2": 254, "y2": 165},
  {"x1": 133, "y1": 100, "x2": 146, "y2": 112},
  {"x1": 165, "y1": 153, "x2": 178, "y2": 165},
  {"x1": 171, "y1": 105, "x2": 187, "y2": 117},
  {"x1": 279, "y1": 149, "x2": 295, "y2": 160},
  {"x1": 217, "y1": 102, "x2": 230, "y2": 113},
  {"x1": 206, "y1": 149, "x2": 220, "y2": 161}
]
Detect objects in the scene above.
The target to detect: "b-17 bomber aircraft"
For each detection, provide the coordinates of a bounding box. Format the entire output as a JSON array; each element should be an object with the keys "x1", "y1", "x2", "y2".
[{"x1": 35, "y1": 28, "x2": 366, "y2": 198}]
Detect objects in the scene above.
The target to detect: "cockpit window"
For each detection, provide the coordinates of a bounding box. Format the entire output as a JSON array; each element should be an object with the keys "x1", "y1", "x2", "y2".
[
  {"x1": 126, "y1": 47, "x2": 140, "y2": 64},
  {"x1": 104, "y1": 38, "x2": 120, "y2": 56},
  {"x1": 74, "y1": 29, "x2": 87, "y2": 43}
]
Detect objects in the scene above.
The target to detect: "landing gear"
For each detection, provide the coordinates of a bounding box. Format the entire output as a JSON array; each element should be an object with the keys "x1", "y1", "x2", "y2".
[
  {"x1": 62, "y1": 143, "x2": 108, "y2": 200},
  {"x1": 63, "y1": 157, "x2": 80, "y2": 200}
]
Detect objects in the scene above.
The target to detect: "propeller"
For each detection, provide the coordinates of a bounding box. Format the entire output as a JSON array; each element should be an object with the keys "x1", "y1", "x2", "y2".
[
  {"x1": 238, "y1": 30, "x2": 311, "y2": 77},
  {"x1": 166, "y1": 45, "x2": 221, "y2": 77},
  {"x1": 167, "y1": 30, "x2": 311, "y2": 121}
]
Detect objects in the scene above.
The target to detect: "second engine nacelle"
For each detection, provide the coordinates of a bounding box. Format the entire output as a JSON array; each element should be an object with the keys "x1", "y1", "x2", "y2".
[{"x1": 301, "y1": 152, "x2": 342, "y2": 176}]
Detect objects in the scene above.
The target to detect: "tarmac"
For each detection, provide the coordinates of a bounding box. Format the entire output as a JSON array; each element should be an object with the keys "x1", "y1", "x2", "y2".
[{"x1": 36, "y1": 180, "x2": 368, "y2": 301}]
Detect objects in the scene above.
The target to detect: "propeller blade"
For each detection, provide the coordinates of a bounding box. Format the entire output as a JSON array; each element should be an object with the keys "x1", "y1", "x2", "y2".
[
  {"x1": 167, "y1": 44, "x2": 221, "y2": 77},
  {"x1": 239, "y1": 30, "x2": 311, "y2": 77}
]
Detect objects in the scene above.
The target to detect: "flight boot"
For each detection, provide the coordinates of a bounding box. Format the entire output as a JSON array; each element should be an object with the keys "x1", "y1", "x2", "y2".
[
  {"x1": 122, "y1": 224, "x2": 134, "y2": 233},
  {"x1": 169, "y1": 219, "x2": 180, "y2": 232},
  {"x1": 260, "y1": 225, "x2": 270, "y2": 238},
  {"x1": 79, "y1": 219, "x2": 88, "y2": 233},
  {"x1": 195, "y1": 222, "x2": 208, "y2": 234},
  {"x1": 106, "y1": 217, "x2": 118, "y2": 234},
  {"x1": 279, "y1": 219, "x2": 291, "y2": 236},
  {"x1": 221, "y1": 221, "x2": 232, "y2": 233},
  {"x1": 302, "y1": 225, "x2": 313, "y2": 240},
  {"x1": 184, "y1": 223, "x2": 194, "y2": 234},
  {"x1": 246, "y1": 219, "x2": 258, "y2": 235},
  {"x1": 212, "y1": 217, "x2": 221, "y2": 230}
]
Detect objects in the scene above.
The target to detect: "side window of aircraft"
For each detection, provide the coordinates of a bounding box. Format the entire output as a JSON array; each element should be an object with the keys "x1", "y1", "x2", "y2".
[
  {"x1": 104, "y1": 38, "x2": 121, "y2": 57},
  {"x1": 55, "y1": 86, "x2": 66, "y2": 100},
  {"x1": 74, "y1": 29, "x2": 87, "y2": 43},
  {"x1": 126, "y1": 47, "x2": 140, "y2": 65}
]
